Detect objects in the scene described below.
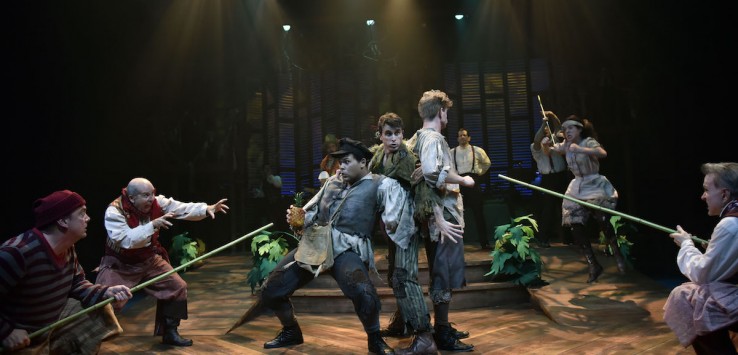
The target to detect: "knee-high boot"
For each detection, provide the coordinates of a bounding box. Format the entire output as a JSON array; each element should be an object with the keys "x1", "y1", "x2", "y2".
[
  {"x1": 571, "y1": 225, "x2": 603, "y2": 283},
  {"x1": 600, "y1": 218, "x2": 626, "y2": 274}
]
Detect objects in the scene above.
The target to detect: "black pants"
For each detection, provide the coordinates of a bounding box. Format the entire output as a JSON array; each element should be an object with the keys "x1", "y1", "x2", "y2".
[
  {"x1": 537, "y1": 170, "x2": 570, "y2": 243},
  {"x1": 261, "y1": 248, "x2": 382, "y2": 333},
  {"x1": 692, "y1": 322, "x2": 738, "y2": 355},
  {"x1": 460, "y1": 173, "x2": 488, "y2": 247}
]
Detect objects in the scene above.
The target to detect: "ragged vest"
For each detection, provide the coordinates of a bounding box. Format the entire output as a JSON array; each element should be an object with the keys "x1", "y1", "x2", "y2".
[{"x1": 316, "y1": 174, "x2": 383, "y2": 239}]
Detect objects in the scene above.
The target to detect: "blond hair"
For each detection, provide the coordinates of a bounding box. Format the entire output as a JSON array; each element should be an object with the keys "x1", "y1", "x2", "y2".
[{"x1": 417, "y1": 90, "x2": 453, "y2": 120}]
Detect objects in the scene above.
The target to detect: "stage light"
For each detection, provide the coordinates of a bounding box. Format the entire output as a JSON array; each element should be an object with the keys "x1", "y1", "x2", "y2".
[
  {"x1": 282, "y1": 24, "x2": 291, "y2": 32},
  {"x1": 366, "y1": 19, "x2": 375, "y2": 26},
  {"x1": 455, "y1": 14, "x2": 464, "y2": 20}
]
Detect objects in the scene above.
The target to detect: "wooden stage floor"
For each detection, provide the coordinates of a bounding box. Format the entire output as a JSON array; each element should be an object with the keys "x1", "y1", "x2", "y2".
[{"x1": 98, "y1": 243, "x2": 696, "y2": 354}]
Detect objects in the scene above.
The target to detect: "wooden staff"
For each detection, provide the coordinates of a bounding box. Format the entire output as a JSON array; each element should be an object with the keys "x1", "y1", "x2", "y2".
[
  {"x1": 20, "y1": 223, "x2": 274, "y2": 343},
  {"x1": 499, "y1": 174, "x2": 708, "y2": 244},
  {"x1": 537, "y1": 95, "x2": 557, "y2": 144}
]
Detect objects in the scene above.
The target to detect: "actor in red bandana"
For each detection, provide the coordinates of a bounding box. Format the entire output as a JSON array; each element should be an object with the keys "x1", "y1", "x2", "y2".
[{"x1": 95, "y1": 178, "x2": 228, "y2": 347}]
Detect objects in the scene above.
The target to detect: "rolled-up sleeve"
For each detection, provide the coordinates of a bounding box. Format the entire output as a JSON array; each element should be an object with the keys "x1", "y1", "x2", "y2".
[{"x1": 378, "y1": 178, "x2": 417, "y2": 249}]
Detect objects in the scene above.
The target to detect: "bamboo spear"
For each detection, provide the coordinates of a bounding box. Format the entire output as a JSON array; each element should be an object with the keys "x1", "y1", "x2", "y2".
[
  {"x1": 22, "y1": 223, "x2": 274, "y2": 343},
  {"x1": 499, "y1": 174, "x2": 708, "y2": 244},
  {"x1": 537, "y1": 95, "x2": 557, "y2": 144}
]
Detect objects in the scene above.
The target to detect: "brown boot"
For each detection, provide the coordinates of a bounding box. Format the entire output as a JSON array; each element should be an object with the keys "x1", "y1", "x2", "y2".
[{"x1": 395, "y1": 331, "x2": 437, "y2": 355}]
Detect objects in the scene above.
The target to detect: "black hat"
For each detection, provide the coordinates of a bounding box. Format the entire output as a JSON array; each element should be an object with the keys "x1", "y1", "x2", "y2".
[{"x1": 330, "y1": 138, "x2": 372, "y2": 161}]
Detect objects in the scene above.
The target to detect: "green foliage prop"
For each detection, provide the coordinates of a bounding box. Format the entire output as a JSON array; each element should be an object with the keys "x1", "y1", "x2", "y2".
[
  {"x1": 169, "y1": 232, "x2": 206, "y2": 272},
  {"x1": 599, "y1": 215, "x2": 636, "y2": 267},
  {"x1": 247, "y1": 230, "x2": 298, "y2": 294},
  {"x1": 486, "y1": 215, "x2": 547, "y2": 288}
]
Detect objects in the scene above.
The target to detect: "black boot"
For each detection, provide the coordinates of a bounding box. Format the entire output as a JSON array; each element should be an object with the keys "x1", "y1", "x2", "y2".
[
  {"x1": 449, "y1": 323, "x2": 470, "y2": 339},
  {"x1": 264, "y1": 324, "x2": 304, "y2": 349},
  {"x1": 434, "y1": 324, "x2": 473, "y2": 352},
  {"x1": 367, "y1": 331, "x2": 395, "y2": 354},
  {"x1": 585, "y1": 254, "x2": 604, "y2": 283},
  {"x1": 162, "y1": 317, "x2": 193, "y2": 346},
  {"x1": 380, "y1": 310, "x2": 409, "y2": 337},
  {"x1": 571, "y1": 225, "x2": 604, "y2": 284},
  {"x1": 395, "y1": 331, "x2": 437, "y2": 355},
  {"x1": 601, "y1": 220, "x2": 627, "y2": 274}
]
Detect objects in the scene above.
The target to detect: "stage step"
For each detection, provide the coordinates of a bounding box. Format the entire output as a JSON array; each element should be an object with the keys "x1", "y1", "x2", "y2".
[{"x1": 288, "y1": 245, "x2": 530, "y2": 313}]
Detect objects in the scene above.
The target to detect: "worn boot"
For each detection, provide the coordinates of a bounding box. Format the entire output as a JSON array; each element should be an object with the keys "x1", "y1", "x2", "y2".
[
  {"x1": 449, "y1": 323, "x2": 469, "y2": 339},
  {"x1": 380, "y1": 309, "x2": 409, "y2": 337},
  {"x1": 367, "y1": 331, "x2": 395, "y2": 354},
  {"x1": 395, "y1": 331, "x2": 437, "y2": 355},
  {"x1": 434, "y1": 324, "x2": 473, "y2": 352},
  {"x1": 264, "y1": 324, "x2": 304, "y2": 349},
  {"x1": 609, "y1": 238, "x2": 627, "y2": 274},
  {"x1": 585, "y1": 254, "x2": 604, "y2": 283},
  {"x1": 162, "y1": 317, "x2": 193, "y2": 346},
  {"x1": 601, "y1": 220, "x2": 627, "y2": 274},
  {"x1": 571, "y1": 224, "x2": 604, "y2": 284}
]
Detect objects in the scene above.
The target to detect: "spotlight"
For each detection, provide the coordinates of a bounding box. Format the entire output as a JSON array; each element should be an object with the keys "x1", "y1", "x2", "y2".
[
  {"x1": 282, "y1": 24, "x2": 291, "y2": 32},
  {"x1": 454, "y1": 14, "x2": 464, "y2": 20},
  {"x1": 366, "y1": 19, "x2": 375, "y2": 26}
]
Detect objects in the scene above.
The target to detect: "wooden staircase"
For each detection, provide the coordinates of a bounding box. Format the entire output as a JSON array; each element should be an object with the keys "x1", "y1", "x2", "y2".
[{"x1": 288, "y1": 244, "x2": 530, "y2": 313}]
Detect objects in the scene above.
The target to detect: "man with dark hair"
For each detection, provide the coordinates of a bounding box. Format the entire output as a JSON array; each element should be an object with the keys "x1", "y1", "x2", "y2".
[
  {"x1": 246, "y1": 137, "x2": 415, "y2": 354},
  {"x1": 369, "y1": 112, "x2": 454, "y2": 353},
  {"x1": 530, "y1": 111, "x2": 570, "y2": 247},
  {"x1": 95, "y1": 178, "x2": 229, "y2": 347},
  {"x1": 1, "y1": 190, "x2": 132, "y2": 353},
  {"x1": 450, "y1": 127, "x2": 491, "y2": 249}
]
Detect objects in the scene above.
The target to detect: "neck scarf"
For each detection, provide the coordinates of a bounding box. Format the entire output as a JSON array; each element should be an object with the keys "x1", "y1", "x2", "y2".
[{"x1": 720, "y1": 199, "x2": 738, "y2": 219}]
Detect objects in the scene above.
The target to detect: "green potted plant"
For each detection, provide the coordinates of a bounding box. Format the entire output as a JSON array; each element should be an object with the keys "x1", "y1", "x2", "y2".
[
  {"x1": 598, "y1": 215, "x2": 636, "y2": 267},
  {"x1": 168, "y1": 232, "x2": 206, "y2": 272},
  {"x1": 246, "y1": 191, "x2": 302, "y2": 294},
  {"x1": 486, "y1": 215, "x2": 548, "y2": 288},
  {"x1": 246, "y1": 230, "x2": 298, "y2": 294}
]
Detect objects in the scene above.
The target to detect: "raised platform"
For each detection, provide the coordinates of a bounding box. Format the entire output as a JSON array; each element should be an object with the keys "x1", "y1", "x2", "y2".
[{"x1": 99, "y1": 242, "x2": 697, "y2": 354}]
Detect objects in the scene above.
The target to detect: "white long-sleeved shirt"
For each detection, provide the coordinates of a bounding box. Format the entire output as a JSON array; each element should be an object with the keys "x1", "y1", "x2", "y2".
[
  {"x1": 677, "y1": 217, "x2": 738, "y2": 284},
  {"x1": 450, "y1": 144, "x2": 491, "y2": 176},
  {"x1": 302, "y1": 174, "x2": 416, "y2": 267},
  {"x1": 104, "y1": 195, "x2": 208, "y2": 250}
]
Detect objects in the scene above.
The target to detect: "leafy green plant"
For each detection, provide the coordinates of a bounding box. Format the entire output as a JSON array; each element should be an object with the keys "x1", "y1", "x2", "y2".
[
  {"x1": 599, "y1": 215, "x2": 636, "y2": 267},
  {"x1": 246, "y1": 230, "x2": 299, "y2": 294},
  {"x1": 486, "y1": 215, "x2": 547, "y2": 288},
  {"x1": 169, "y1": 232, "x2": 206, "y2": 272}
]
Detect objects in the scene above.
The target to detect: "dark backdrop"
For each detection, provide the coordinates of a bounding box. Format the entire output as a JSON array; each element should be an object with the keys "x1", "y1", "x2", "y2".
[{"x1": 2, "y1": 1, "x2": 736, "y2": 283}]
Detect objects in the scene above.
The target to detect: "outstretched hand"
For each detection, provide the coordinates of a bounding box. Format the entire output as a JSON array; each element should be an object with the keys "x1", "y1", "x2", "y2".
[
  {"x1": 208, "y1": 198, "x2": 229, "y2": 219},
  {"x1": 433, "y1": 205, "x2": 464, "y2": 244},
  {"x1": 152, "y1": 212, "x2": 176, "y2": 230}
]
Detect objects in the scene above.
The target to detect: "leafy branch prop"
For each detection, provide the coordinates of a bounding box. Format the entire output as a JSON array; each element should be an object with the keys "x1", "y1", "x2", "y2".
[
  {"x1": 486, "y1": 215, "x2": 548, "y2": 288},
  {"x1": 599, "y1": 215, "x2": 636, "y2": 267}
]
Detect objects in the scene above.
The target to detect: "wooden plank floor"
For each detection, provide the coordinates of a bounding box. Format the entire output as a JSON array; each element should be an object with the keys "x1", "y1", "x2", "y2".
[{"x1": 98, "y1": 245, "x2": 695, "y2": 354}]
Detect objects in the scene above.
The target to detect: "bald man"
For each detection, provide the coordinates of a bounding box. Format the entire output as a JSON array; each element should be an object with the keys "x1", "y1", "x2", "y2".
[{"x1": 95, "y1": 178, "x2": 228, "y2": 347}]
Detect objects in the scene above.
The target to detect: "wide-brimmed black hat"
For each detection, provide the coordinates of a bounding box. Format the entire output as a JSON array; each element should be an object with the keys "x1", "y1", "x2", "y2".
[{"x1": 330, "y1": 137, "x2": 372, "y2": 161}]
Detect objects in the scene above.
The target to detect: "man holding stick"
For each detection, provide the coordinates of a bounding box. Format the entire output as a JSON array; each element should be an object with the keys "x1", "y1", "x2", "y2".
[
  {"x1": 664, "y1": 162, "x2": 738, "y2": 354},
  {"x1": 1, "y1": 190, "x2": 132, "y2": 353}
]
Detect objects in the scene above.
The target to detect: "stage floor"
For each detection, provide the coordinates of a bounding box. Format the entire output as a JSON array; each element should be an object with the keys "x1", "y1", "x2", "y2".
[{"x1": 98, "y1": 243, "x2": 698, "y2": 354}]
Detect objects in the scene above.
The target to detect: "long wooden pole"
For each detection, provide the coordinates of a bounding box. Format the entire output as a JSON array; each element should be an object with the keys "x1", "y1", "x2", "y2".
[
  {"x1": 24, "y1": 223, "x2": 274, "y2": 342},
  {"x1": 499, "y1": 174, "x2": 708, "y2": 244}
]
